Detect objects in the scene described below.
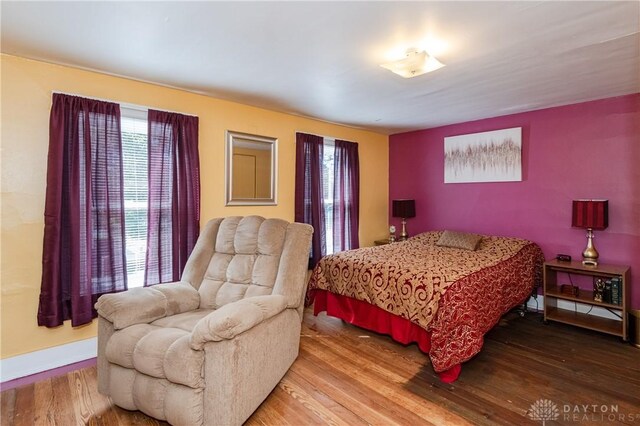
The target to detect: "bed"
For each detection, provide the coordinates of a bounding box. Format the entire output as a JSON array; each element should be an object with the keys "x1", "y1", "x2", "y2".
[{"x1": 306, "y1": 230, "x2": 544, "y2": 383}]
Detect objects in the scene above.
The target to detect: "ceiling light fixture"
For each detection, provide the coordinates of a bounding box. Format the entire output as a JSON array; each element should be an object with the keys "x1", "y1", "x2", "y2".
[{"x1": 380, "y1": 48, "x2": 445, "y2": 78}]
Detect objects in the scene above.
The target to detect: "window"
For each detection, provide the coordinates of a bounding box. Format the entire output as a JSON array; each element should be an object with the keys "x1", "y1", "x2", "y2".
[
  {"x1": 121, "y1": 108, "x2": 148, "y2": 288},
  {"x1": 39, "y1": 94, "x2": 200, "y2": 327},
  {"x1": 295, "y1": 132, "x2": 359, "y2": 268}
]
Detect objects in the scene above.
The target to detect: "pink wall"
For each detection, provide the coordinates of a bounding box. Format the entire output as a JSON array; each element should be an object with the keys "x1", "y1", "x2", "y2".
[{"x1": 389, "y1": 94, "x2": 640, "y2": 308}]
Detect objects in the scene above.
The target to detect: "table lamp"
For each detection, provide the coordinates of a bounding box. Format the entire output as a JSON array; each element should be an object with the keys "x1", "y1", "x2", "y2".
[
  {"x1": 572, "y1": 199, "x2": 608, "y2": 266},
  {"x1": 392, "y1": 199, "x2": 416, "y2": 241}
]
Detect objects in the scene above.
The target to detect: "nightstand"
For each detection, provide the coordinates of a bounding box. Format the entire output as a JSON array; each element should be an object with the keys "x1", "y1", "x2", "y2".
[
  {"x1": 543, "y1": 259, "x2": 630, "y2": 341},
  {"x1": 374, "y1": 239, "x2": 392, "y2": 246}
]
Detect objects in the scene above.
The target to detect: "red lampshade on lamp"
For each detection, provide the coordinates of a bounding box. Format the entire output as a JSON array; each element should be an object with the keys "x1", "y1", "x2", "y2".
[
  {"x1": 572, "y1": 199, "x2": 608, "y2": 266},
  {"x1": 392, "y1": 199, "x2": 416, "y2": 241}
]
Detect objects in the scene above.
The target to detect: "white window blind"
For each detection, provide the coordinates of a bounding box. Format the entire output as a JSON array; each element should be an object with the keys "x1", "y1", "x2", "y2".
[
  {"x1": 322, "y1": 140, "x2": 335, "y2": 255},
  {"x1": 121, "y1": 109, "x2": 148, "y2": 288}
]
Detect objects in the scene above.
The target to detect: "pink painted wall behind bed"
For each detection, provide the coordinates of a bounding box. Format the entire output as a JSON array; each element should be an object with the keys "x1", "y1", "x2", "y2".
[{"x1": 389, "y1": 94, "x2": 640, "y2": 308}]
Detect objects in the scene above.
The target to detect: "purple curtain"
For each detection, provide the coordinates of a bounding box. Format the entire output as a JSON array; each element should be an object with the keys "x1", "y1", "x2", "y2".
[
  {"x1": 295, "y1": 132, "x2": 325, "y2": 268},
  {"x1": 332, "y1": 139, "x2": 360, "y2": 252},
  {"x1": 38, "y1": 94, "x2": 127, "y2": 327},
  {"x1": 145, "y1": 110, "x2": 200, "y2": 286}
]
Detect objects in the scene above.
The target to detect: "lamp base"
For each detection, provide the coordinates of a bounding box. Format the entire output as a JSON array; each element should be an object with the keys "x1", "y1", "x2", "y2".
[
  {"x1": 581, "y1": 228, "x2": 599, "y2": 267},
  {"x1": 399, "y1": 218, "x2": 408, "y2": 241}
]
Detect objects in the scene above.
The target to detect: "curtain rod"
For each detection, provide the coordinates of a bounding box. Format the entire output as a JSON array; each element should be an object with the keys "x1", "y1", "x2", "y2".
[
  {"x1": 51, "y1": 91, "x2": 198, "y2": 117},
  {"x1": 295, "y1": 131, "x2": 357, "y2": 143}
]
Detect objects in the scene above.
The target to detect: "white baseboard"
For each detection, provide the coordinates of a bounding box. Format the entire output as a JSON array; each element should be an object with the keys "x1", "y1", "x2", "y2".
[
  {"x1": 0, "y1": 295, "x2": 621, "y2": 383},
  {"x1": 526, "y1": 295, "x2": 621, "y2": 321},
  {"x1": 0, "y1": 337, "x2": 97, "y2": 383}
]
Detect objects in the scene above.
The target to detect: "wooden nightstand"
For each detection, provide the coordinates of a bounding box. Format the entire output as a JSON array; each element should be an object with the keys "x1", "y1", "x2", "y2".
[
  {"x1": 543, "y1": 259, "x2": 630, "y2": 341},
  {"x1": 374, "y1": 239, "x2": 392, "y2": 246}
]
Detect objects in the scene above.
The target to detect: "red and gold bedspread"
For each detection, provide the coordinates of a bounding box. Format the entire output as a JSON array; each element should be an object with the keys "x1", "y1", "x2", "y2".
[{"x1": 307, "y1": 231, "x2": 544, "y2": 372}]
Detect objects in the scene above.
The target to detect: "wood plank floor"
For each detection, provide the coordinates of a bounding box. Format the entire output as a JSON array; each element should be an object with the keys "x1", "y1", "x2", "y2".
[{"x1": 2, "y1": 309, "x2": 639, "y2": 425}]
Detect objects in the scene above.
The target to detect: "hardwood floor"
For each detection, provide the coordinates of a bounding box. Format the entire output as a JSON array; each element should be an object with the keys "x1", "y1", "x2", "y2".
[{"x1": 2, "y1": 309, "x2": 639, "y2": 425}]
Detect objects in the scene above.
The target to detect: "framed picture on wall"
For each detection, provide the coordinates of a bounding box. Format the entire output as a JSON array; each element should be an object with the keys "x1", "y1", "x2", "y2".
[{"x1": 444, "y1": 127, "x2": 522, "y2": 183}]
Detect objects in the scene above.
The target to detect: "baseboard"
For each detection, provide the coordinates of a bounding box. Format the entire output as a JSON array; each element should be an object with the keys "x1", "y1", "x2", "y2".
[
  {"x1": 0, "y1": 296, "x2": 621, "y2": 385},
  {"x1": 0, "y1": 337, "x2": 97, "y2": 383},
  {"x1": 527, "y1": 295, "x2": 621, "y2": 320}
]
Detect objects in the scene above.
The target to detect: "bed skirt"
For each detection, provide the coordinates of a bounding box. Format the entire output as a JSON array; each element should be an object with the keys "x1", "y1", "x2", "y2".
[{"x1": 311, "y1": 289, "x2": 462, "y2": 383}]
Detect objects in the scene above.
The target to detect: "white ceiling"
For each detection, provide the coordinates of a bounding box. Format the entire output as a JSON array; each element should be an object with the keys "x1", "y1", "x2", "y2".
[{"x1": 2, "y1": 1, "x2": 639, "y2": 134}]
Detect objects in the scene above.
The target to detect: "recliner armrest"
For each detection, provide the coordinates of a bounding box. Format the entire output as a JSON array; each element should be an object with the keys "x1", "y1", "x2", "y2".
[
  {"x1": 190, "y1": 295, "x2": 288, "y2": 350},
  {"x1": 95, "y1": 282, "x2": 200, "y2": 329}
]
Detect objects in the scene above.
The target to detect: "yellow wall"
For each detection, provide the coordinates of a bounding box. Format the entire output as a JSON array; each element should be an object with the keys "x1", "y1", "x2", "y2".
[{"x1": 0, "y1": 54, "x2": 389, "y2": 359}]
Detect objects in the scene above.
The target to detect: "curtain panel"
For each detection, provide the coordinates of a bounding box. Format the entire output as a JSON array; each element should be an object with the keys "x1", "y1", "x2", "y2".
[
  {"x1": 294, "y1": 132, "x2": 325, "y2": 268},
  {"x1": 38, "y1": 94, "x2": 127, "y2": 327},
  {"x1": 333, "y1": 139, "x2": 360, "y2": 252},
  {"x1": 145, "y1": 110, "x2": 200, "y2": 286},
  {"x1": 295, "y1": 133, "x2": 360, "y2": 268}
]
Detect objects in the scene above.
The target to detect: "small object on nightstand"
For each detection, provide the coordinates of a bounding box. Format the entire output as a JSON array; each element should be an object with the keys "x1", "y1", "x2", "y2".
[
  {"x1": 610, "y1": 277, "x2": 621, "y2": 306},
  {"x1": 560, "y1": 284, "x2": 579, "y2": 296},
  {"x1": 556, "y1": 254, "x2": 571, "y2": 262},
  {"x1": 603, "y1": 279, "x2": 612, "y2": 304},
  {"x1": 389, "y1": 225, "x2": 396, "y2": 242},
  {"x1": 593, "y1": 278, "x2": 605, "y2": 302}
]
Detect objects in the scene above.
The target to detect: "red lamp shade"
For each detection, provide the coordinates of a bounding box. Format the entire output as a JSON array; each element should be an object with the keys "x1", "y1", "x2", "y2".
[
  {"x1": 572, "y1": 199, "x2": 608, "y2": 230},
  {"x1": 392, "y1": 199, "x2": 416, "y2": 218}
]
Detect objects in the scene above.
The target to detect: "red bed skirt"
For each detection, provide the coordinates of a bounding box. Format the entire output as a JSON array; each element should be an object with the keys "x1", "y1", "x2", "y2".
[{"x1": 311, "y1": 289, "x2": 462, "y2": 383}]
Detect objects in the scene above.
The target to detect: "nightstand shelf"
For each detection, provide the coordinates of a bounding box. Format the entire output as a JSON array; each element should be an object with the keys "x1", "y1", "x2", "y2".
[
  {"x1": 544, "y1": 286, "x2": 623, "y2": 310},
  {"x1": 543, "y1": 259, "x2": 630, "y2": 340},
  {"x1": 545, "y1": 307, "x2": 622, "y2": 336}
]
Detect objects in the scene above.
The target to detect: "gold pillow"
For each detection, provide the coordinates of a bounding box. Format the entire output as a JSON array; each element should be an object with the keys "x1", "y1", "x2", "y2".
[{"x1": 436, "y1": 230, "x2": 482, "y2": 251}]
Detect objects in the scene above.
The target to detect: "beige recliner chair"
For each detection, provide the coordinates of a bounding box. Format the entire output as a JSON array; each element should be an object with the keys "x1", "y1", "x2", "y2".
[{"x1": 95, "y1": 216, "x2": 313, "y2": 425}]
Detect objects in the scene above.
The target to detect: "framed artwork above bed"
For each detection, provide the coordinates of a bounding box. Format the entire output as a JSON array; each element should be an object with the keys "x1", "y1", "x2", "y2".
[{"x1": 444, "y1": 127, "x2": 522, "y2": 183}]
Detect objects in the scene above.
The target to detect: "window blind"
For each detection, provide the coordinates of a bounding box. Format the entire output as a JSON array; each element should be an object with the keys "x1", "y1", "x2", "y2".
[{"x1": 121, "y1": 114, "x2": 148, "y2": 288}]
